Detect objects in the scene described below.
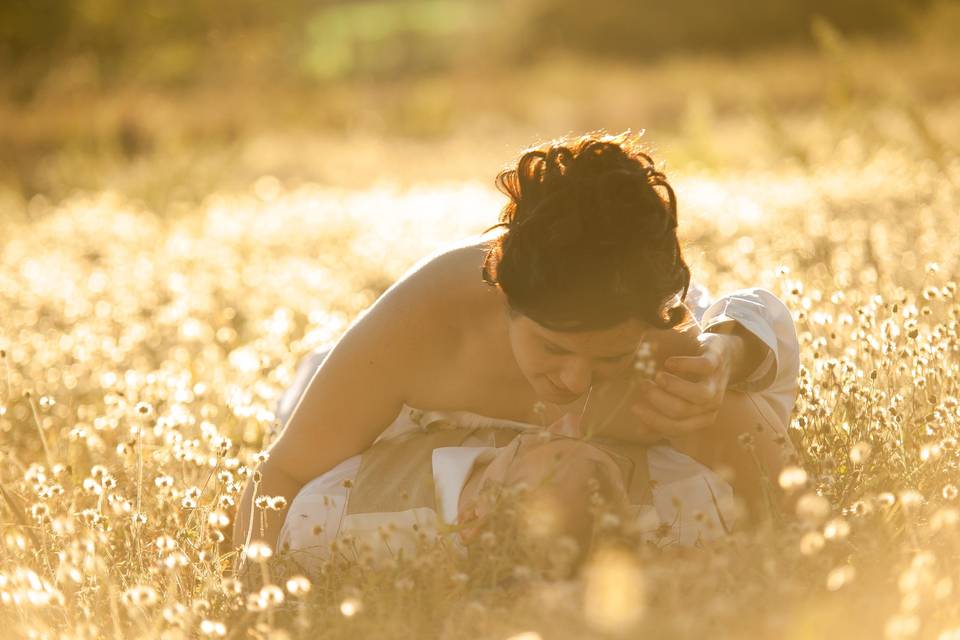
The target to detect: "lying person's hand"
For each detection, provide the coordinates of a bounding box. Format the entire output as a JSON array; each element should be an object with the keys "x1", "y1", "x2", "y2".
[
  {"x1": 579, "y1": 376, "x2": 670, "y2": 446},
  {"x1": 630, "y1": 331, "x2": 738, "y2": 437},
  {"x1": 582, "y1": 312, "x2": 708, "y2": 445}
]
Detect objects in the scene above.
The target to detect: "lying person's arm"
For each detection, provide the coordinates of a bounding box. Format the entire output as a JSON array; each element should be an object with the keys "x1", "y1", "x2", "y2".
[{"x1": 637, "y1": 288, "x2": 801, "y2": 519}]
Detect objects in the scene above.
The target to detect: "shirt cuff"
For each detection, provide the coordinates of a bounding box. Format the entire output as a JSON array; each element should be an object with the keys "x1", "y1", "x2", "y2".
[
  {"x1": 696, "y1": 287, "x2": 800, "y2": 438},
  {"x1": 700, "y1": 301, "x2": 779, "y2": 393}
]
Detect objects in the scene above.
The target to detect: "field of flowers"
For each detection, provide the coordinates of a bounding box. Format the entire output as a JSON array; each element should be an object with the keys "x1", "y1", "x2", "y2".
[{"x1": 1, "y1": 35, "x2": 959, "y2": 640}]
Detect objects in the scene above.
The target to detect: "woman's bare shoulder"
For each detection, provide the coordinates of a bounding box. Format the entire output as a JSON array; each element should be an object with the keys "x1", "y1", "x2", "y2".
[
  {"x1": 391, "y1": 238, "x2": 494, "y2": 314},
  {"x1": 364, "y1": 238, "x2": 492, "y2": 355},
  {"x1": 397, "y1": 238, "x2": 491, "y2": 286},
  {"x1": 335, "y1": 238, "x2": 494, "y2": 406}
]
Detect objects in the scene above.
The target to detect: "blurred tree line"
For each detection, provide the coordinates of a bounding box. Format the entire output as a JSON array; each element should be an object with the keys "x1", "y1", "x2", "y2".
[{"x1": 0, "y1": 0, "x2": 935, "y2": 101}]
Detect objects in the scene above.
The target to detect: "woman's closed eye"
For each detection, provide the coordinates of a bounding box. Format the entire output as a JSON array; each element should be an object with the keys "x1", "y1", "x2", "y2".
[
  {"x1": 545, "y1": 342, "x2": 632, "y2": 363},
  {"x1": 544, "y1": 342, "x2": 570, "y2": 356}
]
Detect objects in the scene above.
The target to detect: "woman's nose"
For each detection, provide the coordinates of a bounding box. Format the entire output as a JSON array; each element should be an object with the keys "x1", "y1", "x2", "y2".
[{"x1": 559, "y1": 359, "x2": 592, "y2": 396}]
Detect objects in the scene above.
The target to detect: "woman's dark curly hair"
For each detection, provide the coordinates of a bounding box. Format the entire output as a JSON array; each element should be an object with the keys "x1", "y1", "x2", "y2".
[{"x1": 481, "y1": 130, "x2": 691, "y2": 332}]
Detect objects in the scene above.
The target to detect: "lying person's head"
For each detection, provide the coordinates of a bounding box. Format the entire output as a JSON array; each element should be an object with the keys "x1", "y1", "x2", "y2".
[
  {"x1": 481, "y1": 130, "x2": 692, "y2": 403},
  {"x1": 458, "y1": 430, "x2": 632, "y2": 570}
]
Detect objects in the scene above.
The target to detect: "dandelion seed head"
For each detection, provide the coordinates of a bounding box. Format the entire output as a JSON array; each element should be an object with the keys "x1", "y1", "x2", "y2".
[
  {"x1": 778, "y1": 465, "x2": 808, "y2": 491},
  {"x1": 826, "y1": 565, "x2": 856, "y2": 591},
  {"x1": 199, "y1": 619, "x2": 226, "y2": 637},
  {"x1": 30, "y1": 503, "x2": 50, "y2": 521},
  {"x1": 207, "y1": 511, "x2": 229, "y2": 529},
  {"x1": 285, "y1": 575, "x2": 311, "y2": 596},
  {"x1": 898, "y1": 490, "x2": 924, "y2": 512},
  {"x1": 877, "y1": 492, "x2": 897, "y2": 508},
  {"x1": 800, "y1": 531, "x2": 825, "y2": 556},
  {"x1": 259, "y1": 584, "x2": 284, "y2": 606},
  {"x1": 81, "y1": 478, "x2": 102, "y2": 496},
  {"x1": 849, "y1": 442, "x2": 872, "y2": 465},
  {"x1": 930, "y1": 507, "x2": 959, "y2": 533},
  {"x1": 823, "y1": 517, "x2": 851, "y2": 540},
  {"x1": 340, "y1": 596, "x2": 362, "y2": 617},
  {"x1": 246, "y1": 593, "x2": 266, "y2": 612},
  {"x1": 244, "y1": 541, "x2": 273, "y2": 562},
  {"x1": 122, "y1": 585, "x2": 159, "y2": 607},
  {"x1": 796, "y1": 493, "x2": 831, "y2": 525},
  {"x1": 163, "y1": 552, "x2": 189, "y2": 569},
  {"x1": 934, "y1": 577, "x2": 953, "y2": 601},
  {"x1": 583, "y1": 546, "x2": 646, "y2": 632}
]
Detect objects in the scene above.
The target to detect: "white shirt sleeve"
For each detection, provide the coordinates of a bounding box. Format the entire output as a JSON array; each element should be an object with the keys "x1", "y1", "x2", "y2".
[{"x1": 695, "y1": 287, "x2": 801, "y2": 434}]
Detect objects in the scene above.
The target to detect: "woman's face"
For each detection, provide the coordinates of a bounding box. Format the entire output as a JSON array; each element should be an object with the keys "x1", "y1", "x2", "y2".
[{"x1": 507, "y1": 310, "x2": 648, "y2": 405}]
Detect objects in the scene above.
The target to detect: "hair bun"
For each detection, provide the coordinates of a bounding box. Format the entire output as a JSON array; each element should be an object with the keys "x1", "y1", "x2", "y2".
[{"x1": 482, "y1": 130, "x2": 691, "y2": 332}]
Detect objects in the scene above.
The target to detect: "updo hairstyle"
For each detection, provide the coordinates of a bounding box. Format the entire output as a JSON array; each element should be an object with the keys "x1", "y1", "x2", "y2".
[{"x1": 481, "y1": 130, "x2": 692, "y2": 332}]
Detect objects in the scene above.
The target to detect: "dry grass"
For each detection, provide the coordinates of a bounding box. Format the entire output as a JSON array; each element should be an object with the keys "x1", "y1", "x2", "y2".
[{"x1": 0, "y1": 34, "x2": 959, "y2": 640}]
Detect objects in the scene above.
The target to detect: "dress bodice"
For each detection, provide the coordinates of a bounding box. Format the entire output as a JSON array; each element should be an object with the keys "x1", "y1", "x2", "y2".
[{"x1": 373, "y1": 402, "x2": 541, "y2": 445}]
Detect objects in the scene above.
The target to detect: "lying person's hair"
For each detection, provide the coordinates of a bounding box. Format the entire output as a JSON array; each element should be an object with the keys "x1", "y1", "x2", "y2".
[{"x1": 481, "y1": 129, "x2": 691, "y2": 332}]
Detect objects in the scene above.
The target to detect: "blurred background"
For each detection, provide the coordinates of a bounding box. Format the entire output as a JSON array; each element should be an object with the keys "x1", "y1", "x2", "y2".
[{"x1": 1, "y1": 0, "x2": 958, "y2": 213}]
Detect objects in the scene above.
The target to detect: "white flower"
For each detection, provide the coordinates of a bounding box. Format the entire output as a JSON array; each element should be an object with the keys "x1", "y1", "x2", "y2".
[
  {"x1": 778, "y1": 465, "x2": 808, "y2": 491},
  {"x1": 244, "y1": 541, "x2": 273, "y2": 562},
  {"x1": 796, "y1": 492, "x2": 831, "y2": 524},
  {"x1": 286, "y1": 576, "x2": 312, "y2": 596}
]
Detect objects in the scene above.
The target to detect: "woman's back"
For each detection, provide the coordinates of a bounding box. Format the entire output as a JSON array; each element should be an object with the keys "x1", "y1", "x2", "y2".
[{"x1": 231, "y1": 236, "x2": 549, "y2": 552}]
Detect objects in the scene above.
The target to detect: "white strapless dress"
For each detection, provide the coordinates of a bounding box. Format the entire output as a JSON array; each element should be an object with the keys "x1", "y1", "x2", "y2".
[{"x1": 277, "y1": 399, "x2": 738, "y2": 573}]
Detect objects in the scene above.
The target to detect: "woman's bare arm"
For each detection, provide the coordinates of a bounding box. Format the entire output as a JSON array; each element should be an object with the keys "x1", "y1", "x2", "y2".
[{"x1": 229, "y1": 260, "x2": 458, "y2": 555}]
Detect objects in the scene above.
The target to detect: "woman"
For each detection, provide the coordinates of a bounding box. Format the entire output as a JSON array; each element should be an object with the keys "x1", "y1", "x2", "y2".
[{"x1": 232, "y1": 131, "x2": 800, "y2": 573}]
